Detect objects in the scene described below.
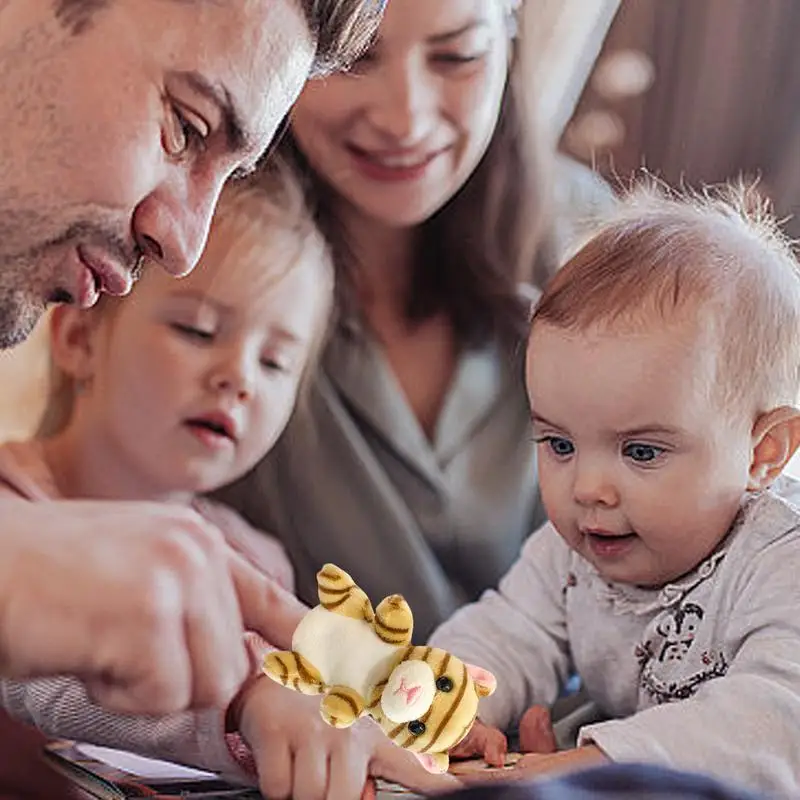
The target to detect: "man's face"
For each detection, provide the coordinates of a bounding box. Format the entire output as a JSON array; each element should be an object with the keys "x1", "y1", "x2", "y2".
[{"x1": 0, "y1": 0, "x2": 314, "y2": 347}]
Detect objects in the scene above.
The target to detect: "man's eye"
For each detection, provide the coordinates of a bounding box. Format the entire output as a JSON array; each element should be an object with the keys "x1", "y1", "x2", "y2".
[{"x1": 170, "y1": 106, "x2": 208, "y2": 156}]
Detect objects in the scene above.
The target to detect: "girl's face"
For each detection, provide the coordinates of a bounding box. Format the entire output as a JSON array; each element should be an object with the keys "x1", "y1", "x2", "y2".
[
  {"x1": 290, "y1": 0, "x2": 511, "y2": 228},
  {"x1": 54, "y1": 207, "x2": 328, "y2": 498}
]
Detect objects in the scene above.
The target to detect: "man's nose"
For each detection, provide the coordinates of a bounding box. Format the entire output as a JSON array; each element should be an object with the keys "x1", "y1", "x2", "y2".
[{"x1": 132, "y1": 174, "x2": 224, "y2": 278}]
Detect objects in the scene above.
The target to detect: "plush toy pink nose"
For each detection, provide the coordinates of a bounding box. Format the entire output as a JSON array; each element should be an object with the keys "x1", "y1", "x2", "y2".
[
  {"x1": 393, "y1": 677, "x2": 421, "y2": 706},
  {"x1": 381, "y1": 660, "x2": 436, "y2": 723}
]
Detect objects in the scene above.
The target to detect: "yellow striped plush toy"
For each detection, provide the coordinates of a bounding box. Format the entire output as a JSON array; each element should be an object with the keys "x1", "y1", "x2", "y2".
[{"x1": 263, "y1": 563, "x2": 496, "y2": 773}]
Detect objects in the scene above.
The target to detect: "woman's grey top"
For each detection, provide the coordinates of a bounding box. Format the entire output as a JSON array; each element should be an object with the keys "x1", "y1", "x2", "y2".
[
  {"x1": 221, "y1": 325, "x2": 544, "y2": 640},
  {"x1": 219, "y1": 156, "x2": 615, "y2": 639}
]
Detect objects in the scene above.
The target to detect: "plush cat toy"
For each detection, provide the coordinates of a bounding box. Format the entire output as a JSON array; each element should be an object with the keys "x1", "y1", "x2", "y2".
[{"x1": 263, "y1": 563, "x2": 496, "y2": 773}]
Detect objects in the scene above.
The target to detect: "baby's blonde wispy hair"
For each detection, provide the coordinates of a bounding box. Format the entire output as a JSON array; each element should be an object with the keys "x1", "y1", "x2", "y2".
[{"x1": 532, "y1": 178, "x2": 800, "y2": 419}]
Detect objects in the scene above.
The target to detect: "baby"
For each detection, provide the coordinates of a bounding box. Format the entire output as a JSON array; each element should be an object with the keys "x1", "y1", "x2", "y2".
[
  {"x1": 431, "y1": 183, "x2": 800, "y2": 797},
  {"x1": 0, "y1": 159, "x2": 332, "y2": 788}
]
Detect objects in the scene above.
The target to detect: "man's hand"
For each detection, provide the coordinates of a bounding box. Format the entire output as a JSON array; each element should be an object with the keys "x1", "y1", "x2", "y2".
[
  {"x1": 0, "y1": 499, "x2": 307, "y2": 715},
  {"x1": 236, "y1": 677, "x2": 461, "y2": 800}
]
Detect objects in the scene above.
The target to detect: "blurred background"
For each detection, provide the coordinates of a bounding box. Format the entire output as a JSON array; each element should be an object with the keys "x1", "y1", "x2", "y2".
[
  {"x1": 0, "y1": 0, "x2": 798, "y2": 457},
  {"x1": 563, "y1": 0, "x2": 800, "y2": 240}
]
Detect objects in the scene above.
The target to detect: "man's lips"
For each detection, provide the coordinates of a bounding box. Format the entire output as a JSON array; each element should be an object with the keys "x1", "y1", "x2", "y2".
[{"x1": 77, "y1": 245, "x2": 134, "y2": 297}]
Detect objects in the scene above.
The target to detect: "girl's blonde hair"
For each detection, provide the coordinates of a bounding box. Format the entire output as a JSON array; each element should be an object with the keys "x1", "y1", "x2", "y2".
[{"x1": 37, "y1": 156, "x2": 334, "y2": 438}]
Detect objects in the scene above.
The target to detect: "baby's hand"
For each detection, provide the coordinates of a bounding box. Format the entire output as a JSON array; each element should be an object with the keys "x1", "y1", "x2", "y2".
[
  {"x1": 519, "y1": 705, "x2": 558, "y2": 754},
  {"x1": 449, "y1": 718, "x2": 507, "y2": 767},
  {"x1": 233, "y1": 677, "x2": 460, "y2": 799}
]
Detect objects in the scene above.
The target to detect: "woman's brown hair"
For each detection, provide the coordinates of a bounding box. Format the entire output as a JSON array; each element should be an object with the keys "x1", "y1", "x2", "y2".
[{"x1": 280, "y1": 1, "x2": 556, "y2": 349}]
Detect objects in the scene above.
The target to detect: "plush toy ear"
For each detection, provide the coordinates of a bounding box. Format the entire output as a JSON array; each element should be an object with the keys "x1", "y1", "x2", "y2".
[
  {"x1": 466, "y1": 663, "x2": 496, "y2": 698},
  {"x1": 415, "y1": 752, "x2": 449, "y2": 773}
]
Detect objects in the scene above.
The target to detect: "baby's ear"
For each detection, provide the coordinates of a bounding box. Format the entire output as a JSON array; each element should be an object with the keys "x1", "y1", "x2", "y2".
[
  {"x1": 748, "y1": 406, "x2": 800, "y2": 491},
  {"x1": 466, "y1": 663, "x2": 496, "y2": 698}
]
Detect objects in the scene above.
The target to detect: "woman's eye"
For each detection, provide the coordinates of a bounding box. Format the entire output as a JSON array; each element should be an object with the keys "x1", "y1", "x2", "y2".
[
  {"x1": 623, "y1": 443, "x2": 665, "y2": 463},
  {"x1": 535, "y1": 436, "x2": 575, "y2": 458},
  {"x1": 171, "y1": 323, "x2": 214, "y2": 342}
]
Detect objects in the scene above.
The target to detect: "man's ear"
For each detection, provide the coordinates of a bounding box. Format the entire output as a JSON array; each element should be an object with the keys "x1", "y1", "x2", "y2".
[
  {"x1": 49, "y1": 305, "x2": 102, "y2": 382},
  {"x1": 748, "y1": 406, "x2": 800, "y2": 491}
]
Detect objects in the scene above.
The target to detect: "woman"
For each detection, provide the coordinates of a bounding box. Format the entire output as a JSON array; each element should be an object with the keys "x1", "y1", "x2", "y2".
[{"x1": 222, "y1": 0, "x2": 612, "y2": 638}]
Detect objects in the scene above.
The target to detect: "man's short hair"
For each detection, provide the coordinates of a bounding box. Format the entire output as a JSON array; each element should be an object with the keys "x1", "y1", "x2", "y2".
[{"x1": 53, "y1": 0, "x2": 384, "y2": 74}]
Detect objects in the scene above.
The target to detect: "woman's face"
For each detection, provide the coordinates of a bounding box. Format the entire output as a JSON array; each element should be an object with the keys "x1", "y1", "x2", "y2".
[{"x1": 290, "y1": 0, "x2": 511, "y2": 228}]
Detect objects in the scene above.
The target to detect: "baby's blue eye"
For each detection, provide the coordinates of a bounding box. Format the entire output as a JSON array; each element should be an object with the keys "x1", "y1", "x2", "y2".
[
  {"x1": 624, "y1": 443, "x2": 664, "y2": 462},
  {"x1": 548, "y1": 437, "x2": 575, "y2": 457}
]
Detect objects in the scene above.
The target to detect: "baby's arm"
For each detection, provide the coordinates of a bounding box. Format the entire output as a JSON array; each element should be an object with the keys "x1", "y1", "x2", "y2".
[
  {"x1": 575, "y1": 529, "x2": 800, "y2": 797},
  {"x1": 429, "y1": 522, "x2": 573, "y2": 735}
]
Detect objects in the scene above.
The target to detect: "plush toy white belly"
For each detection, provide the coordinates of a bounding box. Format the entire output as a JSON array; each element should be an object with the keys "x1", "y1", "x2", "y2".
[{"x1": 292, "y1": 606, "x2": 400, "y2": 699}]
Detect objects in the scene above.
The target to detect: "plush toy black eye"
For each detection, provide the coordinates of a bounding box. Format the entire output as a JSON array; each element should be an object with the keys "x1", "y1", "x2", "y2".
[
  {"x1": 408, "y1": 720, "x2": 426, "y2": 736},
  {"x1": 436, "y1": 676, "x2": 454, "y2": 692}
]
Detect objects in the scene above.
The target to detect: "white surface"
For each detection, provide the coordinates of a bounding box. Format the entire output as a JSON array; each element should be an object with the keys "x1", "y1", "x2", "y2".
[{"x1": 75, "y1": 743, "x2": 218, "y2": 780}]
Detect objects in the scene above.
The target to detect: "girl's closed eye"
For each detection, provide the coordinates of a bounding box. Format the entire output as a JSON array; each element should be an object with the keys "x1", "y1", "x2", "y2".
[
  {"x1": 170, "y1": 322, "x2": 215, "y2": 342},
  {"x1": 261, "y1": 352, "x2": 294, "y2": 374},
  {"x1": 432, "y1": 51, "x2": 488, "y2": 72}
]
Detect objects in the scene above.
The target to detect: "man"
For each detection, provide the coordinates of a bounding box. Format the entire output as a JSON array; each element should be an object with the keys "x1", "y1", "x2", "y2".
[
  {"x1": 0, "y1": 0, "x2": 378, "y2": 717},
  {"x1": 0, "y1": 2, "x2": 457, "y2": 797}
]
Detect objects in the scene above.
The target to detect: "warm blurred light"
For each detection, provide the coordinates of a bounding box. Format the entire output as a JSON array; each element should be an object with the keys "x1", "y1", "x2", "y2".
[
  {"x1": 564, "y1": 109, "x2": 627, "y2": 158},
  {"x1": 592, "y1": 48, "x2": 655, "y2": 100}
]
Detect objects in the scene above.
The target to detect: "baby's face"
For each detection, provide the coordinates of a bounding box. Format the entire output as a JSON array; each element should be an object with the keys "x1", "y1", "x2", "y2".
[
  {"x1": 525, "y1": 318, "x2": 754, "y2": 587},
  {"x1": 81, "y1": 211, "x2": 327, "y2": 497}
]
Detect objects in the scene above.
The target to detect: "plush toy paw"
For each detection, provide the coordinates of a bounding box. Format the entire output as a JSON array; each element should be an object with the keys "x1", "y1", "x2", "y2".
[
  {"x1": 374, "y1": 594, "x2": 413, "y2": 645},
  {"x1": 263, "y1": 651, "x2": 324, "y2": 695},
  {"x1": 320, "y1": 686, "x2": 366, "y2": 728}
]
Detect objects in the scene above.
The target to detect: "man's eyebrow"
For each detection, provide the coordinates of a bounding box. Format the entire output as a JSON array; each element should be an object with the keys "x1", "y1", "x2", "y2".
[
  {"x1": 175, "y1": 70, "x2": 257, "y2": 161},
  {"x1": 428, "y1": 19, "x2": 489, "y2": 44}
]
